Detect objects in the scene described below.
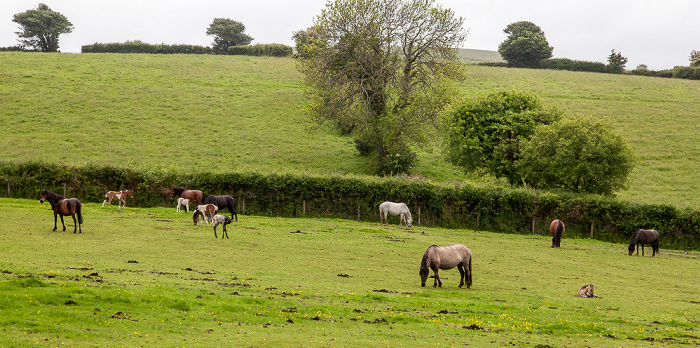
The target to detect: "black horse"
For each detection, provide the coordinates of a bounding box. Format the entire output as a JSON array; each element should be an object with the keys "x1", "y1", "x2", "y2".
[
  {"x1": 628, "y1": 229, "x2": 660, "y2": 256},
  {"x1": 202, "y1": 195, "x2": 238, "y2": 221},
  {"x1": 39, "y1": 190, "x2": 83, "y2": 233}
]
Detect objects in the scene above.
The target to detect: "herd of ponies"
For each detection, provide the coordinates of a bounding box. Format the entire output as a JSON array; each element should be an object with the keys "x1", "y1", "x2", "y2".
[{"x1": 37, "y1": 187, "x2": 661, "y2": 291}]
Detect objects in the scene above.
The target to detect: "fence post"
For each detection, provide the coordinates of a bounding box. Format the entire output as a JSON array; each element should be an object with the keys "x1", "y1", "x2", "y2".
[
  {"x1": 417, "y1": 206, "x2": 421, "y2": 226},
  {"x1": 303, "y1": 200, "x2": 306, "y2": 216},
  {"x1": 531, "y1": 217, "x2": 536, "y2": 234},
  {"x1": 589, "y1": 221, "x2": 595, "y2": 238},
  {"x1": 242, "y1": 197, "x2": 245, "y2": 214},
  {"x1": 7, "y1": 182, "x2": 9, "y2": 196},
  {"x1": 63, "y1": 182, "x2": 67, "y2": 197},
  {"x1": 357, "y1": 203, "x2": 360, "y2": 222}
]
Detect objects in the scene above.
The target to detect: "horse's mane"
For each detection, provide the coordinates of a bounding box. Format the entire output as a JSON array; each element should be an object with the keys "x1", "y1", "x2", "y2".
[
  {"x1": 420, "y1": 245, "x2": 438, "y2": 269},
  {"x1": 41, "y1": 190, "x2": 64, "y2": 201},
  {"x1": 173, "y1": 187, "x2": 187, "y2": 196}
]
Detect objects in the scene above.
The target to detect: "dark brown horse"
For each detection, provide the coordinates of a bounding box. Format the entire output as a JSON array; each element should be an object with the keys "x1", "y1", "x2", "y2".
[
  {"x1": 419, "y1": 244, "x2": 472, "y2": 288},
  {"x1": 39, "y1": 190, "x2": 83, "y2": 233},
  {"x1": 628, "y1": 229, "x2": 660, "y2": 256},
  {"x1": 202, "y1": 195, "x2": 238, "y2": 221},
  {"x1": 550, "y1": 219, "x2": 565, "y2": 248},
  {"x1": 173, "y1": 187, "x2": 206, "y2": 205}
]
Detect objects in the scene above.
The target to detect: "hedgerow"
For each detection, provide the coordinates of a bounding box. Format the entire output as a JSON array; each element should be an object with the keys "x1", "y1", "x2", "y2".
[
  {"x1": 227, "y1": 44, "x2": 293, "y2": 57},
  {"x1": 2, "y1": 161, "x2": 698, "y2": 250},
  {"x1": 81, "y1": 41, "x2": 212, "y2": 54}
]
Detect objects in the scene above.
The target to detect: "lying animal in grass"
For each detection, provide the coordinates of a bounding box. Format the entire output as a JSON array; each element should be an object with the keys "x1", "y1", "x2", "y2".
[
  {"x1": 212, "y1": 214, "x2": 233, "y2": 239},
  {"x1": 578, "y1": 284, "x2": 598, "y2": 298},
  {"x1": 177, "y1": 198, "x2": 190, "y2": 212}
]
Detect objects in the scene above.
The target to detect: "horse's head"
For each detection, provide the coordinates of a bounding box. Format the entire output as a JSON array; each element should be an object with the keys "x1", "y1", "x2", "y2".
[
  {"x1": 223, "y1": 216, "x2": 233, "y2": 225},
  {"x1": 193, "y1": 211, "x2": 203, "y2": 225},
  {"x1": 628, "y1": 242, "x2": 636, "y2": 255},
  {"x1": 39, "y1": 189, "x2": 48, "y2": 203},
  {"x1": 419, "y1": 266, "x2": 429, "y2": 287},
  {"x1": 406, "y1": 216, "x2": 413, "y2": 227},
  {"x1": 125, "y1": 190, "x2": 134, "y2": 198}
]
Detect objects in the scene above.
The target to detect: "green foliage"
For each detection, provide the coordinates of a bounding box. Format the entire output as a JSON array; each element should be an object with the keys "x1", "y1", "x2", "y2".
[
  {"x1": 689, "y1": 50, "x2": 700, "y2": 67},
  {"x1": 227, "y1": 44, "x2": 293, "y2": 57},
  {"x1": 206, "y1": 18, "x2": 253, "y2": 54},
  {"x1": 298, "y1": 0, "x2": 467, "y2": 175},
  {"x1": 445, "y1": 89, "x2": 562, "y2": 184},
  {"x1": 518, "y1": 115, "x2": 635, "y2": 195},
  {"x1": 534, "y1": 58, "x2": 607, "y2": 73},
  {"x1": 606, "y1": 49, "x2": 628, "y2": 73},
  {"x1": 671, "y1": 66, "x2": 700, "y2": 80},
  {"x1": 498, "y1": 21, "x2": 553, "y2": 67},
  {"x1": 12, "y1": 3, "x2": 73, "y2": 52},
  {"x1": 81, "y1": 41, "x2": 212, "y2": 54}
]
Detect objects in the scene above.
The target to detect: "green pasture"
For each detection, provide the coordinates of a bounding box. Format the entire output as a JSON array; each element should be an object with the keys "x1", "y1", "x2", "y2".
[
  {"x1": 1, "y1": 52, "x2": 699, "y2": 208},
  {"x1": 0, "y1": 198, "x2": 698, "y2": 346}
]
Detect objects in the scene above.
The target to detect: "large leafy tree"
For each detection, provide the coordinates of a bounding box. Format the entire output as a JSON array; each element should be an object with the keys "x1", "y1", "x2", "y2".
[
  {"x1": 12, "y1": 3, "x2": 74, "y2": 52},
  {"x1": 206, "y1": 18, "x2": 253, "y2": 54},
  {"x1": 518, "y1": 115, "x2": 634, "y2": 195},
  {"x1": 445, "y1": 90, "x2": 562, "y2": 184},
  {"x1": 297, "y1": 0, "x2": 467, "y2": 175},
  {"x1": 498, "y1": 21, "x2": 553, "y2": 67}
]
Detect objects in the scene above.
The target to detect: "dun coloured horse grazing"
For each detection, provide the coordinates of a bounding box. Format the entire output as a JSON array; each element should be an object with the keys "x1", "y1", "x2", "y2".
[
  {"x1": 419, "y1": 244, "x2": 472, "y2": 288},
  {"x1": 550, "y1": 219, "x2": 565, "y2": 248},
  {"x1": 202, "y1": 195, "x2": 238, "y2": 221},
  {"x1": 173, "y1": 187, "x2": 206, "y2": 205},
  {"x1": 39, "y1": 190, "x2": 83, "y2": 233},
  {"x1": 379, "y1": 201, "x2": 412, "y2": 227},
  {"x1": 628, "y1": 229, "x2": 660, "y2": 256},
  {"x1": 102, "y1": 190, "x2": 133, "y2": 209}
]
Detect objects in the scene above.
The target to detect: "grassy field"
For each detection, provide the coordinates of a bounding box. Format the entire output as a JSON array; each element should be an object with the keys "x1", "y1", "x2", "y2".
[
  {"x1": 1, "y1": 52, "x2": 699, "y2": 207},
  {"x1": 1, "y1": 198, "x2": 698, "y2": 346}
]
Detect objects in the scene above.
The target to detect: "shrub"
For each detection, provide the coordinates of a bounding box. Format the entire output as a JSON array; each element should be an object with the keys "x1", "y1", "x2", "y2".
[
  {"x1": 671, "y1": 66, "x2": 700, "y2": 80},
  {"x1": 535, "y1": 58, "x2": 608, "y2": 73},
  {"x1": 227, "y1": 44, "x2": 293, "y2": 57},
  {"x1": 81, "y1": 41, "x2": 212, "y2": 54}
]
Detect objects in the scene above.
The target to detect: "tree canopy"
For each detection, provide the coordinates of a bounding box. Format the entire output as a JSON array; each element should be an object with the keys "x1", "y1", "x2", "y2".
[
  {"x1": 498, "y1": 21, "x2": 553, "y2": 67},
  {"x1": 12, "y1": 3, "x2": 73, "y2": 52},
  {"x1": 518, "y1": 115, "x2": 634, "y2": 195},
  {"x1": 445, "y1": 89, "x2": 562, "y2": 184},
  {"x1": 206, "y1": 18, "x2": 253, "y2": 54},
  {"x1": 607, "y1": 49, "x2": 628, "y2": 73},
  {"x1": 296, "y1": 0, "x2": 467, "y2": 175}
]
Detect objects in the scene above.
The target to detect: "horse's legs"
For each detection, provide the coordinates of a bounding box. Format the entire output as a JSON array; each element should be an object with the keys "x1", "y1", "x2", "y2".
[
  {"x1": 213, "y1": 225, "x2": 218, "y2": 238},
  {"x1": 457, "y1": 264, "x2": 465, "y2": 287},
  {"x1": 59, "y1": 214, "x2": 66, "y2": 231},
  {"x1": 102, "y1": 199, "x2": 107, "y2": 208},
  {"x1": 223, "y1": 225, "x2": 229, "y2": 239},
  {"x1": 71, "y1": 214, "x2": 77, "y2": 233},
  {"x1": 432, "y1": 267, "x2": 442, "y2": 288},
  {"x1": 641, "y1": 244, "x2": 645, "y2": 256},
  {"x1": 52, "y1": 212, "x2": 58, "y2": 231}
]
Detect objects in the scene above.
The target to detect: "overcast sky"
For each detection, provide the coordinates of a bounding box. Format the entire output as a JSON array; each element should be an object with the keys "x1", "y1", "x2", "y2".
[{"x1": 2, "y1": 0, "x2": 699, "y2": 70}]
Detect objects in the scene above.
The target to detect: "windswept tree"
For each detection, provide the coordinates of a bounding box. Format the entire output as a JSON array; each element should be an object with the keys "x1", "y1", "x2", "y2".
[
  {"x1": 297, "y1": 0, "x2": 467, "y2": 175},
  {"x1": 12, "y1": 3, "x2": 74, "y2": 52},
  {"x1": 607, "y1": 49, "x2": 628, "y2": 73},
  {"x1": 689, "y1": 50, "x2": 700, "y2": 67},
  {"x1": 498, "y1": 21, "x2": 553, "y2": 67},
  {"x1": 206, "y1": 18, "x2": 253, "y2": 54}
]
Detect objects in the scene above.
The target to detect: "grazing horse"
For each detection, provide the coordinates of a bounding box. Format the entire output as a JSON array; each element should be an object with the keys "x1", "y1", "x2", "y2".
[
  {"x1": 193, "y1": 204, "x2": 218, "y2": 226},
  {"x1": 212, "y1": 214, "x2": 233, "y2": 239},
  {"x1": 578, "y1": 284, "x2": 598, "y2": 298},
  {"x1": 419, "y1": 244, "x2": 472, "y2": 288},
  {"x1": 628, "y1": 229, "x2": 660, "y2": 256},
  {"x1": 102, "y1": 190, "x2": 133, "y2": 209},
  {"x1": 549, "y1": 219, "x2": 565, "y2": 248},
  {"x1": 176, "y1": 198, "x2": 190, "y2": 212},
  {"x1": 379, "y1": 201, "x2": 412, "y2": 227},
  {"x1": 202, "y1": 195, "x2": 238, "y2": 221},
  {"x1": 39, "y1": 190, "x2": 83, "y2": 233},
  {"x1": 173, "y1": 187, "x2": 206, "y2": 205}
]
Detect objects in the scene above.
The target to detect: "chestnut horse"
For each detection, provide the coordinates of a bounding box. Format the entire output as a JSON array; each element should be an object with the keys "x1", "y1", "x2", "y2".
[
  {"x1": 102, "y1": 189, "x2": 133, "y2": 209},
  {"x1": 628, "y1": 229, "x2": 660, "y2": 256},
  {"x1": 419, "y1": 244, "x2": 472, "y2": 288},
  {"x1": 39, "y1": 190, "x2": 83, "y2": 233},
  {"x1": 550, "y1": 219, "x2": 565, "y2": 248},
  {"x1": 173, "y1": 187, "x2": 206, "y2": 205}
]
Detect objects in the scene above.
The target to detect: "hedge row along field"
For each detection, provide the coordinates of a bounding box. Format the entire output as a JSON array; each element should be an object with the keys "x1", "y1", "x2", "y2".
[{"x1": 3, "y1": 161, "x2": 698, "y2": 250}]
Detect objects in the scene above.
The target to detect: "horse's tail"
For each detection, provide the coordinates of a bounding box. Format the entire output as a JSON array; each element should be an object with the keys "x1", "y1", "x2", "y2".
[
  {"x1": 76, "y1": 202, "x2": 84, "y2": 225},
  {"x1": 467, "y1": 252, "x2": 473, "y2": 287},
  {"x1": 555, "y1": 221, "x2": 564, "y2": 240}
]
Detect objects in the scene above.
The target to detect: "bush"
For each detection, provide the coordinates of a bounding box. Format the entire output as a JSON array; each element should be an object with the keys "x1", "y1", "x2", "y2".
[
  {"x1": 671, "y1": 66, "x2": 700, "y2": 80},
  {"x1": 81, "y1": 41, "x2": 212, "y2": 54},
  {"x1": 535, "y1": 58, "x2": 608, "y2": 73},
  {"x1": 227, "y1": 44, "x2": 293, "y2": 57}
]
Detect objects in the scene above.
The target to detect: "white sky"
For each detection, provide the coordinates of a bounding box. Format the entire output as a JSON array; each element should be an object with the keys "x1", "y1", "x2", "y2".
[{"x1": 2, "y1": 0, "x2": 698, "y2": 70}]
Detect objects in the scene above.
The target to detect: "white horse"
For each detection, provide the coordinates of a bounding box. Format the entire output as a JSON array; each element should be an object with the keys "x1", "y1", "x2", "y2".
[
  {"x1": 379, "y1": 201, "x2": 413, "y2": 227},
  {"x1": 176, "y1": 198, "x2": 190, "y2": 212}
]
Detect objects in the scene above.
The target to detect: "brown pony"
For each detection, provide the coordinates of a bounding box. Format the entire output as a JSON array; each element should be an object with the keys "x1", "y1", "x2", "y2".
[
  {"x1": 628, "y1": 229, "x2": 660, "y2": 256},
  {"x1": 419, "y1": 244, "x2": 472, "y2": 288},
  {"x1": 550, "y1": 219, "x2": 565, "y2": 248},
  {"x1": 174, "y1": 187, "x2": 205, "y2": 205},
  {"x1": 39, "y1": 190, "x2": 83, "y2": 233}
]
